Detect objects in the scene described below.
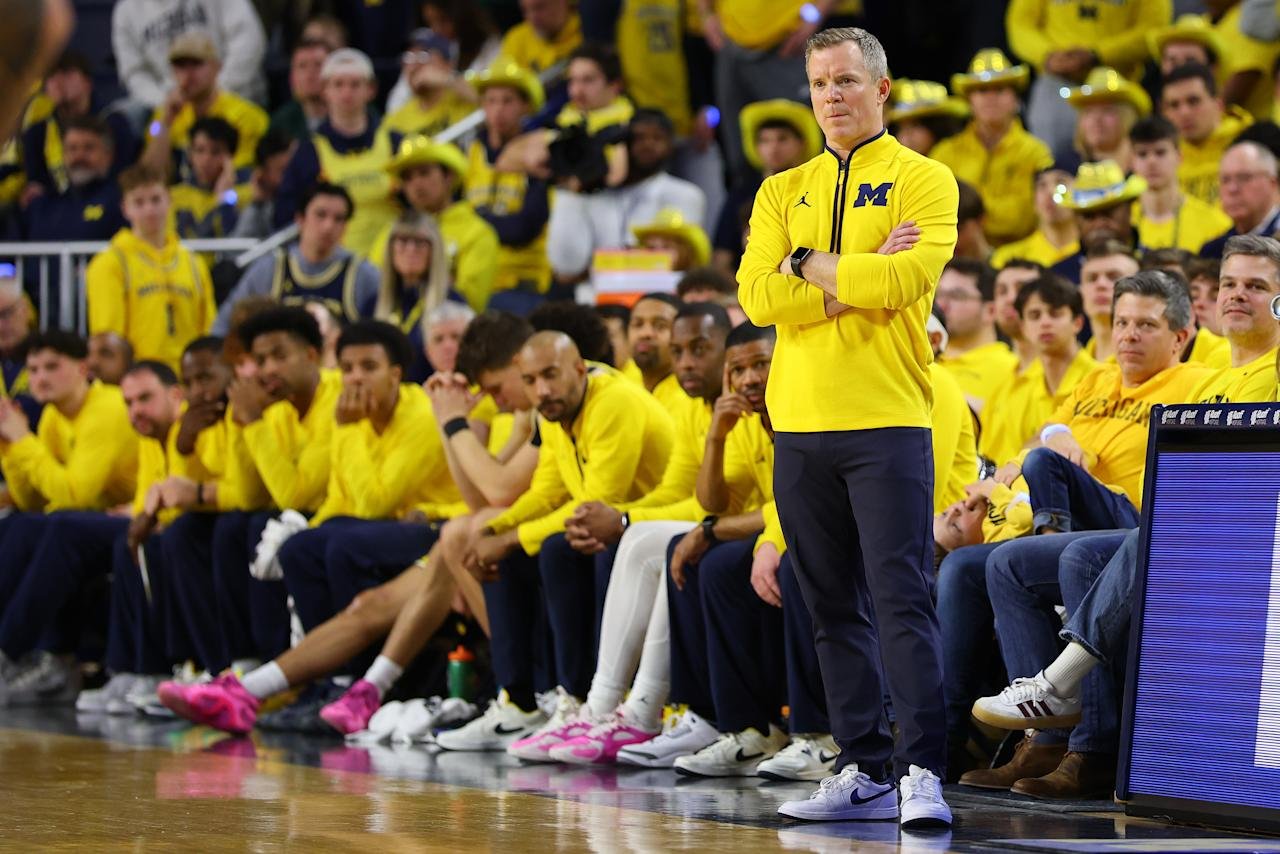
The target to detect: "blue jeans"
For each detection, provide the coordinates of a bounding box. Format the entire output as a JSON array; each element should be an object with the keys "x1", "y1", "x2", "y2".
[
  {"x1": 936, "y1": 542, "x2": 1003, "y2": 742},
  {"x1": 1056, "y1": 531, "x2": 1132, "y2": 754},
  {"x1": 985, "y1": 532, "x2": 1125, "y2": 744},
  {"x1": 1060, "y1": 528, "x2": 1141, "y2": 665},
  {"x1": 1021, "y1": 447, "x2": 1141, "y2": 533}
]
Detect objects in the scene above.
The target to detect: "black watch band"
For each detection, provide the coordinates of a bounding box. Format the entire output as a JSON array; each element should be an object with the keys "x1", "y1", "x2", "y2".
[
  {"x1": 790, "y1": 246, "x2": 813, "y2": 279},
  {"x1": 701, "y1": 515, "x2": 719, "y2": 544}
]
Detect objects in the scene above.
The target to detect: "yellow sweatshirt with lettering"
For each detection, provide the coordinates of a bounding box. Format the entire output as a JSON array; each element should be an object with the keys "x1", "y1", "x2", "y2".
[
  {"x1": 1, "y1": 381, "x2": 138, "y2": 512},
  {"x1": 488, "y1": 368, "x2": 675, "y2": 554},
  {"x1": 739, "y1": 131, "x2": 959, "y2": 433}
]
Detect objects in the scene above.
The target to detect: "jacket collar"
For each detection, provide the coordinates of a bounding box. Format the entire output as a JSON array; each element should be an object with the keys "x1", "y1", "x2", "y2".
[{"x1": 823, "y1": 128, "x2": 889, "y2": 166}]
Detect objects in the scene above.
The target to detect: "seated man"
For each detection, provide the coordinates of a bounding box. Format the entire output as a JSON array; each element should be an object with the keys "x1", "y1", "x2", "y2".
[
  {"x1": 23, "y1": 116, "x2": 128, "y2": 245},
  {"x1": 620, "y1": 292, "x2": 685, "y2": 414},
  {"x1": 86, "y1": 164, "x2": 217, "y2": 371},
  {"x1": 967, "y1": 233, "x2": 1280, "y2": 798},
  {"x1": 0, "y1": 331, "x2": 139, "y2": 696},
  {"x1": 86, "y1": 333, "x2": 134, "y2": 386},
  {"x1": 169, "y1": 116, "x2": 252, "y2": 239},
  {"x1": 934, "y1": 257, "x2": 1018, "y2": 416},
  {"x1": 214, "y1": 183, "x2": 380, "y2": 334},
  {"x1": 439, "y1": 332, "x2": 674, "y2": 747}
]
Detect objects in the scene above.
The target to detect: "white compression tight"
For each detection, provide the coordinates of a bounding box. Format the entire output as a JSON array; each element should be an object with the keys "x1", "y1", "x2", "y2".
[{"x1": 583, "y1": 520, "x2": 696, "y2": 727}]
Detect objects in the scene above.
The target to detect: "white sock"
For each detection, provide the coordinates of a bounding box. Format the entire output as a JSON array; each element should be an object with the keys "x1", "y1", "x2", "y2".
[
  {"x1": 619, "y1": 575, "x2": 671, "y2": 732},
  {"x1": 1042, "y1": 643, "x2": 1099, "y2": 697},
  {"x1": 240, "y1": 661, "x2": 288, "y2": 699},
  {"x1": 364, "y1": 655, "x2": 404, "y2": 699},
  {"x1": 585, "y1": 520, "x2": 693, "y2": 719}
]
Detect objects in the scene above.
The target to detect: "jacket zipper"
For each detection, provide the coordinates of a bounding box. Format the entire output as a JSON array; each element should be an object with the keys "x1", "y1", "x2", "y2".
[{"x1": 829, "y1": 153, "x2": 850, "y2": 254}]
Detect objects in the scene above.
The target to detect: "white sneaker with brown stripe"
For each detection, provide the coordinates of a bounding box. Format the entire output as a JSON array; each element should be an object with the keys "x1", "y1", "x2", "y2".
[{"x1": 971, "y1": 672, "x2": 1082, "y2": 730}]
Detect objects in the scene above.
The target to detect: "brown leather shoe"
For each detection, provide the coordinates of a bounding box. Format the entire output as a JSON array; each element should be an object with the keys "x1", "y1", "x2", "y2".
[
  {"x1": 957, "y1": 737, "x2": 1067, "y2": 790},
  {"x1": 1011, "y1": 751, "x2": 1116, "y2": 800}
]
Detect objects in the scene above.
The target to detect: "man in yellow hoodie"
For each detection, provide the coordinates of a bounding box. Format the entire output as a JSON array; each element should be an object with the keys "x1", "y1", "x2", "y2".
[
  {"x1": 462, "y1": 331, "x2": 673, "y2": 737},
  {"x1": 738, "y1": 28, "x2": 957, "y2": 826},
  {"x1": 1161, "y1": 62, "x2": 1254, "y2": 208},
  {"x1": 0, "y1": 334, "x2": 148, "y2": 703},
  {"x1": 86, "y1": 163, "x2": 217, "y2": 372}
]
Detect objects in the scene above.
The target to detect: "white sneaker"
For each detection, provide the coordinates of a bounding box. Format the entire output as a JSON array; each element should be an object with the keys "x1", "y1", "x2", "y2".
[
  {"x1": 5, "y1": 652, "x2": 81, "y2": 704},
  {"x1": 899, "y1": 764, "x2": 952, "y2": 828},
  {"x1": 674, "y1": 724, "x2": 789, "y2": 777},
  {"x1": 107, "y1": 675, "x2": 162, "y2": 715},
  {"x1": 435, "y1": 690, "x2": 547, "y2": 751},
  {"x1": 616, "y1": 709, "x2": 719, "y2": 768},
  {"x1": 130, "y1": 663, "x2": 206, "y2": 718},
  {"x1": 971, "y1": 671, "x2": 1081, "y2": 730},
  {"x1": 507, "y1": 687, "x2": 591, "y2": 762},
  {"x1": 77, "y1": 673, "x2": 143, "y2": 713},
  {"x1": 757, "y1": 734, "x2": 840, "y2": 782},
  {"x1": 777, "y1": 764, "x2": 899, "y2": 821}
]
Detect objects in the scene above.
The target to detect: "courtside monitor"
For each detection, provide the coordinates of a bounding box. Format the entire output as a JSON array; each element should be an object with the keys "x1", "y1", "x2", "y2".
[{"x1": 1120, "y1": 402, "x2": 1280, "y2": 832}]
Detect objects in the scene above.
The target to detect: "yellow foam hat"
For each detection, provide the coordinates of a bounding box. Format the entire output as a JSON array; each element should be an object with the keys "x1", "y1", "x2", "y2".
[
  {"x1": 631, "y1": 208, "x2": 710, "y2": 267},
  {"x1": 465, "y1": 62, "x2": 546, "y2": 111},
  {"x1": 951, "y1": 48, "x2": 1029, "y2": 97},
  {"x1": 888, "y1": 79, "x2": 970, "y2": 124},
  {"x1": 1147, "y1": 14, "x2": 1222, "y2": 64},
  {"x1": 1054, "y1": 160, "x2": 1148, "y2": 212},
  {"x1": 386, "y1": 135, "x2": 468, "y2": 179},
  {"x1": 1063, "y1": 66, "x2": 1152, "y2": 116},
  {"x1": 739, "y1": 99, "x2": 823, "y2": 172}
]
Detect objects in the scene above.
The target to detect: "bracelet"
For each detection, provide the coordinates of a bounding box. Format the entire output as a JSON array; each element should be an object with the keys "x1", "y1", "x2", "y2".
[
  {"x1": 443, "y1": 417, "x2": 470, "y2": 438},
  {"x1": 1040, "y1": 424, "x2": 1072, "y2": 444},
  {"x1": 196, "y1": 482, "x2": 206, "y2": 505}
]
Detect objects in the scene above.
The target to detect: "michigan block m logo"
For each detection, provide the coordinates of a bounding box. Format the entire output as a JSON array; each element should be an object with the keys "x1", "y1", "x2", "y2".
[{"x1": 852, "y1": 182, "x2": 893, "y2": 208}]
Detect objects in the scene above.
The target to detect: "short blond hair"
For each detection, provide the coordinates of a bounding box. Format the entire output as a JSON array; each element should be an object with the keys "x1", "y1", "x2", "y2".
[{"x1": 805, "y1": 27, "x2": 889, "y2": 81}]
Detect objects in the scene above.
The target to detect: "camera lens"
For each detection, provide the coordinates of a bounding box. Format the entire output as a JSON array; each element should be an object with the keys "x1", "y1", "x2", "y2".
[{"x1": 1272, "y1": 294, "x2": 1280, "y2": 320}]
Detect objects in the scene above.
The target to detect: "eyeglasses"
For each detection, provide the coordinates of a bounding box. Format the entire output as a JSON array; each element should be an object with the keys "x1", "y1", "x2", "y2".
[
  {"x1": 402, "y1": 50, "x2": 441, "y2": 65},
  {"x1": 391, "y1": 234, "x2": 432, "y2": 249},
  {"x1": 935, "y1": 288, "x2": 982, "y2": 302}
]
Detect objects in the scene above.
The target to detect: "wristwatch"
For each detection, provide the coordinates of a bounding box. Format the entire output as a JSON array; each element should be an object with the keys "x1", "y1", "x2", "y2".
[
  {"x1": 790, "y1": 246, "x2": 813, "y2": 279},
  {"x1": 701, "y1": 515, "x2": 719, "y2": 545}
]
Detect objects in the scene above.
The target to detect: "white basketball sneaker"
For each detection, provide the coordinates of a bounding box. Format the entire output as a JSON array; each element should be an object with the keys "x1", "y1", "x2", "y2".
[
  {"x1": 777, "y1": 764, "x2": 899, "y2": 821},
  {"x1": 972, "y1": 671, "x2": 1082, "y2": 730}
]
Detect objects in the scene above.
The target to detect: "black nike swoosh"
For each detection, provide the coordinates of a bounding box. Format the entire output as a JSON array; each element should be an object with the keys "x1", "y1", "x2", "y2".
[
  {"x1": 818, "y1": 751, "x2": 836, "y2": 763},
  {"x1": 494, "y1": 723, "x2": 526, "y2": 735},
  {"x1": 735, "y1": 748, "x2": 764, "y2": 762},
  {"x1": 849, "y1": 786, "x2": 893, "y2": 806}
]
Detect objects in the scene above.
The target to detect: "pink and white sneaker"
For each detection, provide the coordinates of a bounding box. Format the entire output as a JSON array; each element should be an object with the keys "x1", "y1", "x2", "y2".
[
  {"x1": 547, "y1": 708, "x2": 659, "y2": 765},
  {"x1": 157, "y1": 673, "x2": 260, "y2": 734},
  {"x1": 319, "y1": 679, "x2": 381, "y2": 735},
  {"x1": 507, "y1": 688, "x2": 592, "y2": 762}
]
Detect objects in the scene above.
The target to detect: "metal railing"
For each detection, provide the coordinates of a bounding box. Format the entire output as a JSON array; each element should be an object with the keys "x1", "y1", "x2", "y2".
[{"x1": 0, "y1": 238, "x2": 259, "y2": 332}]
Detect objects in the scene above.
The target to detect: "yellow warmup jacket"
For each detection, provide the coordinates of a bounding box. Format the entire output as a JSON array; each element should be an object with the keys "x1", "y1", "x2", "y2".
[
  {"x1": 930, "y1": 363, "x2": 978, "y2": 514},
  {"x1": 464, "y1": 139, "x2": 552, "y2": 294},
  {"x1": 236, "y1": 370, "x2": 343, "y2": 513},
  {"x1": 617, "y1": 0, "x2": 691, "y2": 135},
  {"x1": 133, "y1": 414, "x2": 221, "y2": 524},
  {"x1": 1131, "y1": 195, "x2": 1233, "y2": 254},
  {"x1": 497, "y1": 13, "x2": 582, "y2": 73},
  {"x1": 86, "y1": 228, "x2": 216, "y2": 371},
  {"x1": 1189, "y1": 328, "x2": 1231, "y2": 369},
  {"x1": 991, "y1": 230, "x2": 1079, "y2": 270},
  {"x1": 156, "y1": 90, "x2": 269, "y2": 171},
  {"x1": 384, "y1": 93, "x2": 475, "y2": 137},
  {"x1": 488, "y1": 368, "x2": 675, "y2": 554},
  {"x1": 1192, "y1": 347, "x2": 1280, "y2": 403},
  {"x1": 738, "y1": 131, "x2": 959, "y2": 432},
  {"x1": 312, "y1": 383, "x2": 459, "y2": 525},
  {"x1": 1006, "y1": 0, "x2": 1171, "y2": 75},
  {"x1": 369, "y1": 201, "x2": 500, "y2": 312},
  {"x1": 0, "y1": 381, "x2": 137, "y2": 511},
  {"x1": 626, "y1": 392, "x2": 762, "y2": 524},
  {"x1": 1047, "y1": 361, "x2": 1214, "y2": 507},
  {"x1": 979, "y1": 349, "x2": 1098, "y2": 466},
  {"x1": 724, "y1": 411, "x2": 786, "y2": 555},
  {"x1": 939, "y1": 341, "x2": 1020, "y2": 413},
  {"x1": 314, "y1": 125, "x2": 399, "y2": 257},
  {"x1": 930, "y1": 120, "x2": 1053, "y2": 244},
  {"x1": 1178, "y1": 107, "x2": 1254, "y2": 208},
  {"x1": 620, "y1": 363, "x2": 688, "y2": 419}
]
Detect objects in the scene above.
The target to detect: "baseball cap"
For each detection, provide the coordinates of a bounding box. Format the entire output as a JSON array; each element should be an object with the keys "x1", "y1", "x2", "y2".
[
  {"x1": 168, "y1": 31, "x2": 219, "y2": 64},
  {"x1": 321, "y1": 48, "x2": 375, "y2": 81},
  {"x1": 405, "y1": 28, "x2": 456, "y2": 63}
]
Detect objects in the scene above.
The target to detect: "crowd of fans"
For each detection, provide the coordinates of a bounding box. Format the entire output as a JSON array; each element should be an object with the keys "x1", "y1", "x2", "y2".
[{"x1": 0, "y1": 0, "x2": 1279, "y2": 809}]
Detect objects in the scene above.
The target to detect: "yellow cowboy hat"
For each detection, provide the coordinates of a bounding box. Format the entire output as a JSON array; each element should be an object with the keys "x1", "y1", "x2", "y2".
[
  {"x1": 951, "y1": 48, "x2": 1029, "y2": 97},
  {"x1": 739, "y1": 99, "x2": 823, "y2": 173},
  {"x1": 1147, "y1": 14, "x2": 1222, "y2": 65},
  {"x1": 888, "y1": 79, "x2": 970, "y2": 124},
  {"x1": 1054, "y1": 160, "x2": 1148, "y2": 212},
  {"x1": 465, "y1": 62, "x2": 546, "y2": 111},
  {"x1": 1063, "y1": 67, "x2": 1152, "y2": 116},
  {"x1": 386, "y1": 136, "x2": 468, "y2": 180},
  {"x1": 631, "y1": 208, "x2": 711, "y2": 267}
]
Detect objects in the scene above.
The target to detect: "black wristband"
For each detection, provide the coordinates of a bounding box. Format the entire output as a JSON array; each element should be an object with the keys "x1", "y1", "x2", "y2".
[
  {"x1": 196, "y1": 482, "x2": 206, "y2": 505},
  {"x1": 443, "y1": 417, "x2": 470, "y2": 438}
]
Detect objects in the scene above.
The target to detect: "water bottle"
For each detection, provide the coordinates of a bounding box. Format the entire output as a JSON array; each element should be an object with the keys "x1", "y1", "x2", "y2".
[{"x1": 447, "y1": 645, "x2": 476, "y2": 700}]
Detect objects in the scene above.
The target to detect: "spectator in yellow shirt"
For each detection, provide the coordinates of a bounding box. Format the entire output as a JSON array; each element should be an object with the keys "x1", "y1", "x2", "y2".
[
  {"x1": 140, "y1": 31, "x2": 268, "y2": 184},
  {"x1": 931, "y1": 49, "x2": 1054, "y2": 245},
  {"x1": 935, "y1": 258, "x2": 1019, "y2": 415},
  {"x1": 86, "y1": 332, "x2": 134, "y2": 386},
  {"x1": 1186, "y1": 257, "x2": 1223, "y2": 334},
  {"x1": 992, "y1": 259, "x2": 1049, "y2": 371},
  {"x1": 169, "y1": 117, "x2": 252, "y2": 239},
  {"x1": 1051, "y1": 160, "x2": 1146, "y2": 285},
  {"x1": 383, "y1": 29, "x2": 475, "y2": 138},
  {"x1": 497, "y1": 0, "x2": 582, "y2": 77},
  {"x1": 633, "y1": 208, "x2": 711, "y2": 273},
  {"x1": 86, "y1": 164, "x2": 216, "y2": 372},
  {"x1": 1161, "y1": 63, "x2": 1254, "y2": 207},
  {"x1": 1129, "y1": 115, "x2": 1233, "y2": 254},
  {"x1": 991, "y1": 167, "x2": 1080, "y2": 272},
  {"x1": 887, "y1": 79, "x2": 968, "y2": 157},
  {"x1": 1148, "y1": 13, "x2": 1221, "y2": 79},
  {"x1": 1193, "y1": 234, "x2": 1280, "y2": 403},
  {"x1": 1081, "y1": 240, "x2": 1141, "y2": 362},
  {"x1": 1064, "y1": 66, "x2": 1151, "y2": 172}
]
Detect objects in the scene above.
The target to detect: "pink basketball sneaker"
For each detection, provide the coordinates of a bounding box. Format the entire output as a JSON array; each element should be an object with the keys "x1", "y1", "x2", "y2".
[
  {"x1": 157, "y1": 673, "x2": 260, "y2": 734},
  {"x1": 547, "y1": 709, "x2": 659, "y2": 765},
  {"x1": 319, "y1": 679, "x2": 382, "y2": 735}
]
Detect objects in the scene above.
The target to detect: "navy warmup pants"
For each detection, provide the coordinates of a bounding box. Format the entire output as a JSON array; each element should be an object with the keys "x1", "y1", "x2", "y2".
[
  {"x1": 666, "y1": 534, "x2": 717, "y2": 722},
  {"x1": 537, "y1": 532, "x2": 618, "y2": 698},
  {"x1": 774, "y1": 428, "x2": 945, "y2": 781},
  {"x1": 779, "y1": 553, "x2": 830, "y2": 734},
  {"x1": 106, "y1": 531, "x2": 172, "y2": 676},
  {"x1": 483, "y1": 549, "x2": 554, "y2": 710}
]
